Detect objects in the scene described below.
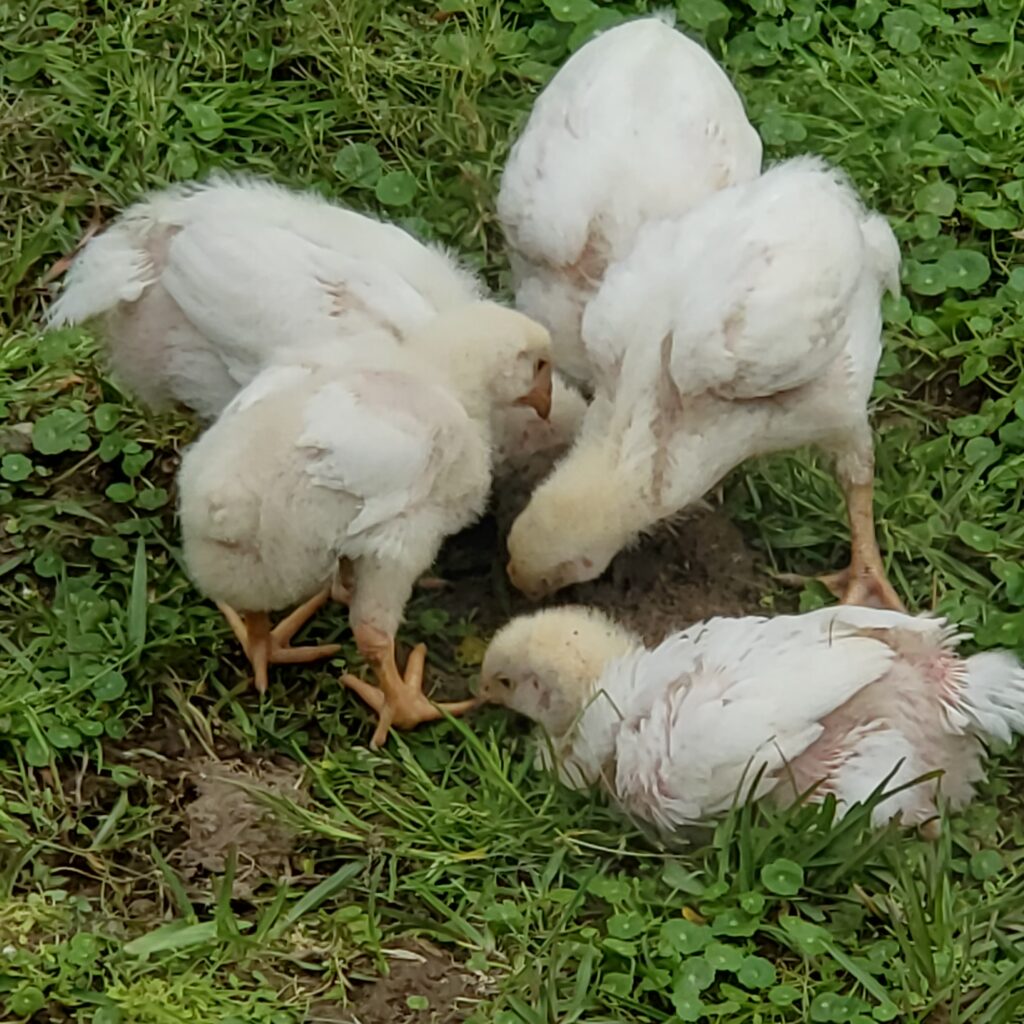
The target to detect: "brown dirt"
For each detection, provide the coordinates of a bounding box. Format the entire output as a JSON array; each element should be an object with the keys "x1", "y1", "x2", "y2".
[
  {"x1": 431, "y1": 498, "x2": 766, "y2": 648},
  {"x1": 97, "y1": 721, "x2": 310, "y2": 901},
  {"x1": 178, "y1": 756, "x2": 309, "y2": 897},
  {"x1": 335, "y1": 939, "x2": 491, "y2": 1024},
  {"x1": 902, "y1": 368, "x2": 986, "y2": 416}
]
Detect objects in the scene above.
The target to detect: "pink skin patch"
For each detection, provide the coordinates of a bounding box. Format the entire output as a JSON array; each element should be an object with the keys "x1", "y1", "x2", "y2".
[{"x1": 916, "y1": 650, "x2": 970, "y2": 724}]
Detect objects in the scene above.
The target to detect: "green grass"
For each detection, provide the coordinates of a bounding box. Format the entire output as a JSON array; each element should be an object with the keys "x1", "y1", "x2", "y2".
[{"x1": 2, "y1": 0, "x2": 1024, "y2": 1021}]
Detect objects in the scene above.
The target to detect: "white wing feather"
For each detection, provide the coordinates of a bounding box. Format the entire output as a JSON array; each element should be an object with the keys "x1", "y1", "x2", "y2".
[
  {"x1": 222, "y1": 364, "x2": 314, "y2": 417},
  {"x1": 297, "y1": 372, "x2": 473, "y2": 537},
  {"x1": 160, "y1": 220, "x2": 436, "y2": 364},
  {"x1": 584, "y1": 158, "x2": 887, "y2": 401},
  {"x1": 570, "y1": 613, "x2": 895, "y2": 829},
  {"x1": 178, "y1": 174, "x2": 482, "y2": 311}
]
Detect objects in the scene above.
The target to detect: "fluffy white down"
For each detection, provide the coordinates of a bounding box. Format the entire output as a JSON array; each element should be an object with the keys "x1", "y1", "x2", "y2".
[
  {"x1": 582, "y1": 156, "x2": 899, "y2": 401},
  {"x1": 498, "y1": 14, "x2": 762, "y2": 385},
  {"x1": 46, "y1": 175, "x2": 479, "y2": 417},
  {"x1": 559, "y1": 607, "x2": 1024, "y2": 831},
  {"x1": 177, "y1": 345, "x2": 490, "y2": 633}
]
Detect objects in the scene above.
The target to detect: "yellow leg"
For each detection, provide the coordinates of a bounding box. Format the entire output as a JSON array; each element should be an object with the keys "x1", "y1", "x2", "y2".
[
  {"x1": 217, "y1": 587, "x2": 342, "y2": 693},
  {"x1": 777, "y1": 477, "x2": 905, "y2": 611},
  {"x1": 339, "y1": 624, "x2": 477, "y2": 749}
]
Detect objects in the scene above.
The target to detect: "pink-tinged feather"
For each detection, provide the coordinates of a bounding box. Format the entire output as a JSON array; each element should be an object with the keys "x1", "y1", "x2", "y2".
[{"x1": 549, "y1": 607, "x2": 1024, "y2": 833}]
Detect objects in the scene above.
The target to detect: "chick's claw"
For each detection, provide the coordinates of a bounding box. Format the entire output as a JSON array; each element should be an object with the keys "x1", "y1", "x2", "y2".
[
  {"x1": 819, "y1": 563, "x2": 905, "y2": 612},
  {"x1": 217, "y1": 587, "x2": 342, "y2": 693},
  {"x1": 341, "y1": 624, "x2": 476, "y2": 748},
  {"x1": 776, "y1": 549, "x2": 905, "y2": 613}
]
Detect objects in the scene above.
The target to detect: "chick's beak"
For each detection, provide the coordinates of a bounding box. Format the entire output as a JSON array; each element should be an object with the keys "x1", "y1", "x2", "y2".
[
  {"x1": 513, "y1": 360, "x2": 552, "y2": 421},
  {"x1": 476, "y1": 676, "x2": 499, "y2": 705},
  {"x1": 506, "y1": 559, "x2": 550, "y2": 601}
]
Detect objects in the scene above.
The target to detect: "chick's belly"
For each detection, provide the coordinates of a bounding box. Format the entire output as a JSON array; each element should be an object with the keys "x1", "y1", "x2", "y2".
[{"x1": 184, "y1": 532, "x2": 339, "y2": 613}]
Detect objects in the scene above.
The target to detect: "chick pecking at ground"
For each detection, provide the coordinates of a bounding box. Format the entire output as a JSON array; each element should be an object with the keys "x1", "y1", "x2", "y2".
[
  {"x1": 178, "y1": 307, "x2": 551, "y2": 747},
  {"x1": 478, "y1": 605, "x2": 1024, "y2": 835},
  {"x1": 498, "y1": 14, "x2": 762, "y2": 390},
  {"x1": 506, "y1": 157, "x2": 905, "y2": 610},
  {"x1": 45, "y1": 173, "x2": 585, "y2": 470}
]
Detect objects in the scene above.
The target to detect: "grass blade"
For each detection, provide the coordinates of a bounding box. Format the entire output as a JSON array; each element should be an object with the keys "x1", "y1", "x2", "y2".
[
  {"x1": 150, "y1": 843, "x2": 195, "y2": 921},
  {"x1": 267, "y1": 860, "x2": 366, "y2": 941},
  {"x1": 127, "y1": 537, "x2": 148, "y2": 653},
  {"x1": 124, "y1": 921, "x2": 218, "y2": 958}
]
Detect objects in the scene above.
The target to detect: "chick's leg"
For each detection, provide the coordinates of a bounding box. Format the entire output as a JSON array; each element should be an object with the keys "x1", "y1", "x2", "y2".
[
  {"x1": 822, "y1": 476, "x2": 905, "y2": 611},
  {"x1": 336, "y1": 554, "x2": 475, "y2": 748},
  {"x1": 777, "y1": 436, "x2": 905, "y2": 611},
  {"x1": 341, "y1": 625, "x2": 476, "y2": 749},
  {"x1": 332, "y1": 558, "x2": 445, "y2": 604},
  {"x1": 217, "y1": 587, "x2": 342, "y2": 694}
]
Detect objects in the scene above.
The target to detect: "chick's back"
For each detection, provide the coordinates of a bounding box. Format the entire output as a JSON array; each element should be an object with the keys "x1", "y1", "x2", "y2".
[{"x1": 178, "y1": 364, "x2": 357, "y2": 612}]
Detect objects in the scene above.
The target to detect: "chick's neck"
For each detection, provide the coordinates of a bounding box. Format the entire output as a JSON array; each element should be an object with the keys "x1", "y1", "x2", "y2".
[
  {"x1": 544, "y1": 436, "x2": 662, "y2": 559},
  {"x1": 408, "y1": 335, "x2": 500, "y2": 439},
  {"x1": 545, "y1": 625, "x2": 640, "y2": 742}
]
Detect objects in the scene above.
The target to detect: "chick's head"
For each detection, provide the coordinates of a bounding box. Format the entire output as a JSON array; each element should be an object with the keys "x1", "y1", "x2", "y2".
[
  {"x1": 506, "y1": 442, "x2": 640, "y2": 599},
  {"x1": 482, "y1": 306, "x2": 552, "y2": 421},
  {"x1": 479, "y1": 606, "x2": 638, "y2": 737},
  {"x1": 417, "y1": 302, "x2": 553, "y2": 421}
]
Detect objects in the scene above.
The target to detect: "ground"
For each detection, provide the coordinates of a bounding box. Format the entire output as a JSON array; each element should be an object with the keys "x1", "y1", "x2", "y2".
[{"x1": 2, "y1": 1, "x2": 1024, "y2": 1022}]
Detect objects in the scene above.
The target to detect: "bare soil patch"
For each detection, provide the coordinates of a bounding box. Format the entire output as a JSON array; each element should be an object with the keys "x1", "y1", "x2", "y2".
[
  {"x1": 336, "y1": 939, "x2": 491, "y2": 1024},
  {"x1": 427, "y1": 497, "x2": 767, "y2": 696}
]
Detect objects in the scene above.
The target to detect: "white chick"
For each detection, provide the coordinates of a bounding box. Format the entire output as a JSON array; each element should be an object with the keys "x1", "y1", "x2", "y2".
[
  {"x1": 479, "y1": 605, "x2": 1024, "y2": 834},
  {"x1": 498, "y1": 14, "x2": 762, "y2": 388},
  {"x1": 507, "y1": 157, "x2": 904, "y2": 610},
  {"x1": 178, "y1": 305, "x2": 551, "y2": 747},
  {"x1": 46, "y1": 174, "x2": 582, "y2": 465}
]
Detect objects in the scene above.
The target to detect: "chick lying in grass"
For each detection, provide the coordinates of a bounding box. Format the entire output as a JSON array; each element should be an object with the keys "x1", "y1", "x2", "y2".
[
  {"x1": 179, "y1": 308, "x2": 551, "y2": 747},
  {"x1": 478, "y1": 605, "x2": 1024, "y2": 835}
]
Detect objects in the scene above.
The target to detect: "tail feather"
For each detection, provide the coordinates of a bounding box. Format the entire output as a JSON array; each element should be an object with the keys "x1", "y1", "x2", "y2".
[
  {"x1": 46, "y1": 226, "x2": 155, "y2": 327},
  {"x1": 960, "y1": 650, "x2": 1024, "y2": 745},
  {"x1": 178, "y1": 450, "x2": 262, "y2": 548},
  {"x1": 860, "y1": 210, "x2": 901, "y2": 298}
]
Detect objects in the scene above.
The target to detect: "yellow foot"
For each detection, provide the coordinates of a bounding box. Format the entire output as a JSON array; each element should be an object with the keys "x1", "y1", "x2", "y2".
[
  {"x1": 776, "y1": 564, "x2": 905, "y2": 612},
  {"x1": 218, "y1": 587, "x2": 342, "y2": 693},
  {"x1": 339, "y1": 623, "x2": 477, "y2": 749}
]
